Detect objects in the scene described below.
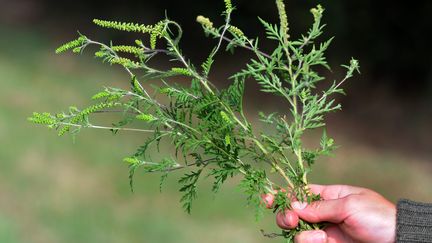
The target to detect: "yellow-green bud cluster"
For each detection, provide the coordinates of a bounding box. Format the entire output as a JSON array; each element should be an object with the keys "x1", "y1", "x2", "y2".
[
  {"x1": 136, "y1": 114, "x2": 156, "y2": 122},
  {"x1": 196, "y1": 15, "x2": 215, "y2": 30},
  {"x1": 276, "y1": 0, "x2": 289, "y2": 40},
  {"x1": 93, "y1": 19, "x2": 153, "y2": 33},
  {"x1": 55, "y1": 36, "x2": 87, "y2": 54},
  {"x1": 228, "y1": 25, "x2": 244, "y2": 37},
  {"x1": 91, "y1": 91, "x2": 110, "y2": 100},
  {"x1": 224, "y1": 0, "x2": 233, "y2": 13},
  {"x1": 132, "y1": 77, "x2": 144, "y2": 95},
  {"x1": 220, "y1": 111, "x2": 231, "y2": 124},
  {"x1": 109, "y1": 57, "x2": 140, "y2": 68},
  {"x1": 80, "y1": 102, "x2": 117, "y2": 117},
  {"x1": 150, "y1": 21, "x2": 165, "y2": 49},
  {"x1": 224, "y1": 134, "x2": 231, "y2": 146},
  {"x1": 310, "y1": 5, "x2": 324, "y2": 21},
  {"x1": 91, "y1": 90, "x2": 122, "y2": 101},
  {"x1": 94, "y1": 50, "x2": 105, "y2": 58},
  {"x1": 58, "y1": 102, "x2": 119, "y2": 136},
  {"x1": 171, "y1": 67, "x2": 193, "y2": 76},
  {"x1": 28, "y1": 112, "x2": 56, "y2": 125},
  {"x1": 72, "y1": 47, "x2": 82, "y2": 53},
  {"x1": 111, "y1": 45, "x2": 143, "y2": 55},
  {"x1": 93, "y1": 19, "x2": 166, "y2": 49},
  {"x1": 159, "y1": 87, "x2": 171, "y2": 94},
  {"x1": 123, "y1": 157, "x2": 140, "y2": 165}
]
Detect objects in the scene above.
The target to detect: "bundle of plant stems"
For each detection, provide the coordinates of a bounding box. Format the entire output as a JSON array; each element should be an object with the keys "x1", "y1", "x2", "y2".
[{"x1": 29, "y1": 0, "x2": 359, "y2": 241}]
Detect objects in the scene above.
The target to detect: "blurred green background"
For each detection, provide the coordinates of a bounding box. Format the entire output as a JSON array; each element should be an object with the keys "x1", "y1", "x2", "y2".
[{"x1": 1, "y1": 0, "x2": 431, "y2": 242}]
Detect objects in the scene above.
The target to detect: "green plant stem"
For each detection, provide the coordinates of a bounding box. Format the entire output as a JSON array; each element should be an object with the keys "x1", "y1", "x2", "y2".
[
  {"x1": 208, "y1": 29, "x2": 272, "y2": 59},
  {"x1": 57, "y1": 122, "x2": 159, "y2": 133}
]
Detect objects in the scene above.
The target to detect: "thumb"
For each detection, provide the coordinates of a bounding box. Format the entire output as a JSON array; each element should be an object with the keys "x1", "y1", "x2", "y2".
[{"x1": 291, "y1": 198, "x2": 347, "y2": 223}]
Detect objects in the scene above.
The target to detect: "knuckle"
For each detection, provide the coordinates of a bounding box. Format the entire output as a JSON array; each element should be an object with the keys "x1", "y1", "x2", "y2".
[{"x1": 342, "y1": 194, "x2": 360, "y2": 212}]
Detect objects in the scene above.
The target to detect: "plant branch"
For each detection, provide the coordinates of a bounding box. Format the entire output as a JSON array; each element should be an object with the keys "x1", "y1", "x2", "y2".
[{"x1": 58, "y1": 122, "x2": 161, "y2": 133}]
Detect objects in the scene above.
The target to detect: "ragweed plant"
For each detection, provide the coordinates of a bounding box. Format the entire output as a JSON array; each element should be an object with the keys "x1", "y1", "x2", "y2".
[{"x1": 29, "y1": 0, "x2": 359, "y2": 241}]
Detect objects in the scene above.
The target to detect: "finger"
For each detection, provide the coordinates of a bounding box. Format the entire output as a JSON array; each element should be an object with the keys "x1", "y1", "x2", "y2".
[
  {"x1": 308, "y1": 184, "x2": 366, "y2": 200},
  {"x1": 261, "y1": 189, "x2": 292, "y2": 209},
  {"x1": 261, "y1": 193, "x2": 275, "y2": 209},
  {"x1": 291, "y1": 198, "x2": 347, "y2": 223},
  {"x1": 294, "y1": 230, "x2": 327, "y2": 243},
  {"x1": 276, "y1": 210, "x2": 299, "y2": 229},
  {"x1": 324, "y1": 225, "x2": 350, "y2": 243}
]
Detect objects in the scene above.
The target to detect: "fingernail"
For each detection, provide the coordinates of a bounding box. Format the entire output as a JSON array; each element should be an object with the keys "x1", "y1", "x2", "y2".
[
  {"x1": 282, "y1": 210, "x2": 299, "y2": 229},
  {"x1": 291, "y1": 201, "x2": 307, "y2": 210},
  {"x1": 311, "y1": 231, "x2": 326, "y2": 242},
  {"x1": 261, "y1": 193, "x2": 274, "y2": 209}
]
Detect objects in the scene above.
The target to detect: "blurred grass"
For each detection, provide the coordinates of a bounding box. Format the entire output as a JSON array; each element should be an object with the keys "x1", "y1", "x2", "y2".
[{"x1": 1, "y1": 27, "x2": 432, "y2": 242}]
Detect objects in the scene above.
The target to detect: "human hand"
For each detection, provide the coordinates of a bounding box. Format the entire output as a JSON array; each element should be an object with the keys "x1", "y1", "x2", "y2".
[{"x1": 269, "y1": 184, "x2": 396, "y2": 243}]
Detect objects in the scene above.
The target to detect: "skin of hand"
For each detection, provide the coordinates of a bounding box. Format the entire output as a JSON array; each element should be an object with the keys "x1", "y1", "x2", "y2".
[{"x1": 267, "y1": 184, "x2": 396, "y2": 243}]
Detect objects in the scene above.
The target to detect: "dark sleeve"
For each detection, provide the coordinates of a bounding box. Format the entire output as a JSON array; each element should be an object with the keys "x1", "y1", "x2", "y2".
[{"x1": 397, "y1": 199, "x2": 432, "y2": 242}]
